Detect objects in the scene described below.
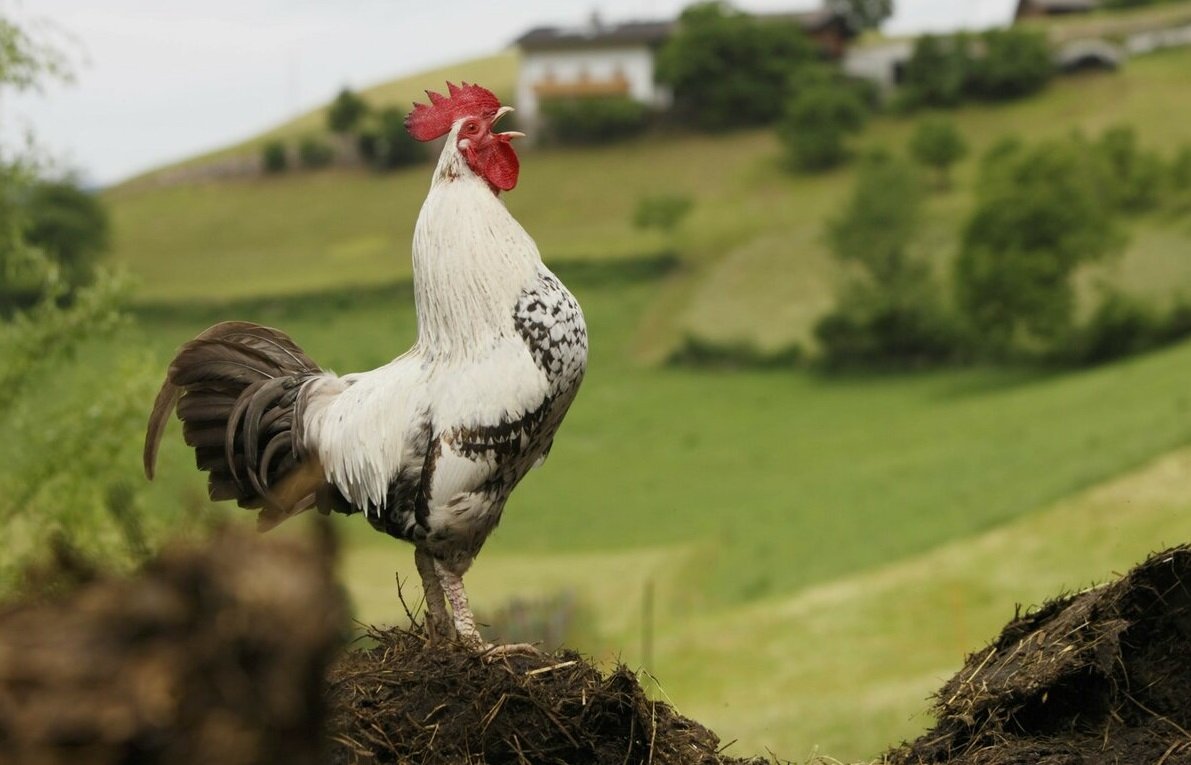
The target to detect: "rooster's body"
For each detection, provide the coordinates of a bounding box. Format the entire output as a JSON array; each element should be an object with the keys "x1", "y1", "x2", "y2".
[{"x1": 144, "y1": 84, "x2": 587, "y2": 646}]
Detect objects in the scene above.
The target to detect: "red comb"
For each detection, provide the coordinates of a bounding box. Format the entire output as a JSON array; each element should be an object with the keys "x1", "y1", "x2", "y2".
[{"x1": 404, "y1": 82, "x2": 502, "y2": 142}]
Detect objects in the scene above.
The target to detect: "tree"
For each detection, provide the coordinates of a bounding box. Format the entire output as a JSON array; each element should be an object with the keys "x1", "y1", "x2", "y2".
[
  {"x1": 955, "y1": 139, "x2": 1121, "y2": 356},
  {"x1": 815, "y1": 151, "x2": 956, "y2": 368},
  {"x1": 357, "y1": 107, "x2": 423, "y2": 171},
  {"x1": 779, "y1": 78, "x2": 868, "y2": 172},
  {"x1": 298, "y1": 136, "x2": 335, "y2": 169},
  {"x1": 23, "y1": 179, "x2": 110, "y2": 289},
  {"x1": 1093, "y1": 125, "x2": 1164, "y2": 213},
  {"x1": 656, "y1": 1, "x2": 817, "y2": 130},
  {"x1": 326, "y1": 87, "x2": 369, "y2": 134},
  {"x1": 899, "y1": 34, "x2": 971, "y2": 109},
  {"x1": 260, "y1": 140, "x2": 288, "y2": 174},
  {"x1": 827, "y1": 0, "x2": 892, "y2": 31},
  {"x1": 966, "y1": 28, "x2": 1052, "y2": 101},
  {"x1": 908, "y1": 117, "x2": 967, "y2": 189}
]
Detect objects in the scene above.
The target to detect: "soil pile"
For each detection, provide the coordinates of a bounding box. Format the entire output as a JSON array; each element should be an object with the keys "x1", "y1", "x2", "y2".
[
  {"x1": 889, "y1": 545, "x2": 1191, "y2": 765},
  {"x1": 0, "y1": 528, "x2": 347, "y2": 765},
  {"x1": 327, "y1": 626, "x2": 762, "y2": 765}
]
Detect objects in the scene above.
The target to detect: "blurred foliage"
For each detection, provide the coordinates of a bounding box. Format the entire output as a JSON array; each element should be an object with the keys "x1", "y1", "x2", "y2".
[
  {"x1": 827, "y1": 0, "x2": 892, "y2": 31},
  {"x1": 0, "y1": 14, "x2": 72, "y2": 92},
  {"x1": 23, "y1": 179, "x2": 110, "y2": 288},
  {"x1": 1171, "y1": 145, "x2": 1191, "y2": 212},
  {"x1": 656, "y1": 1, "x2": 817, "y2": 130},
  {"x1": 540, "y1": 96, "x2": 650, "y2": 145},
  {"x1": 1094, "y1": 125, "x2": 1166, "y2": 213},
  {"x1": 956, "y1": 138, "x2": 1121, "y2": 357},
  {"x1": 667, "y1": 333, "x2": 803, "y2": 369},
  {"x1": 297, "y1": 135, "x2": 335, "y2": 169},
  {"x1": 0, "y1": 12, "x2": 181, "y2": 589},
  {"x1": 816, "y1": 152, "x2": 957, "y2": 369},
  {"x1": 261, "y1": 140, "x2": 288, "y2": 174},
  {"x1": 898, "y1": 34, "x2": 972, "y2": 109},
  {"x1": 632, "y1": 193, "x2": 693, "y2": 235},
  {"x1": 357, "y1": 107, "x2": 424, "y2": 171},
  {"x1": 908, "y1": 117, "x2": 968, "y2": 190},
  {"x1": 326, "y1": 87, "x2": 369, "y2": 134},
  {"x1": 966, "y1": 28, "x2": 1053, "y2": 101},
  {"x1": 1062, "y1": 291, "x2": 1191, "y2": 366},
  {"x1": 900, "y1": 29, "x2": 1052, "y2": 110},
  {"x1": 779, "y1": 73, "x2": 869, "y2": 172}
]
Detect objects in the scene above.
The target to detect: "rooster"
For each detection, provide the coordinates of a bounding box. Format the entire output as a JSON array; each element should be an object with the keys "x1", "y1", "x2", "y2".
[{"x1": 143, "y1": 83, "x2": 587, "y2": 649}]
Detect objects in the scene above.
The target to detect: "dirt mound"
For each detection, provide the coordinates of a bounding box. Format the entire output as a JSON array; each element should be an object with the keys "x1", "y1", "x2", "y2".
[
  {"x1": 0, "y1": 528, "x2": 347, "y2": 765},
  {"x1": 889, "y1": 545, "x2": 1191, "y2": 765},
  {"x1": 327, "y1": 626, "x2": 762, "y2": 765}
]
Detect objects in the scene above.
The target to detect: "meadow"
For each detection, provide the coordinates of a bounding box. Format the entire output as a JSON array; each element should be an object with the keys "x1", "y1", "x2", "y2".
[{"x1": 12, "y1": 25, "x2": 1191, "y2": 762}]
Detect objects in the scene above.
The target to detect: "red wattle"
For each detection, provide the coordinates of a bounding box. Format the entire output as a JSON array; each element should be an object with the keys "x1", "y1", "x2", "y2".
[{"x1": 480, "y1": 141, "x2": 520, "y2": 191}]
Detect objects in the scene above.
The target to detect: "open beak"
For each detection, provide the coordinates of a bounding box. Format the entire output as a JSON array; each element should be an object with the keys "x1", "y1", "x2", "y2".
[{"x1": 494, "y1": 105, "x2": 525, "y2": 139}]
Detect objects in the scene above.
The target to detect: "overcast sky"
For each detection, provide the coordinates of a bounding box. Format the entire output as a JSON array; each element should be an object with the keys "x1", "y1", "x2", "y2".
[{"x1": 3, "y1": 0, "x2": 1017, "y2": 186}]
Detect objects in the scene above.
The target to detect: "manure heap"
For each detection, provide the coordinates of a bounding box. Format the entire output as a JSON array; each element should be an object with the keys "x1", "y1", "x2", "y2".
[{"x1": 888, "y1": 546, "x2": 1191, "y2": 765}]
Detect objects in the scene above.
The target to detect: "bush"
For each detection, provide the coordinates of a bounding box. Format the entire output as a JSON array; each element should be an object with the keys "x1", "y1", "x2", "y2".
[
  {"x1": 899, "y1": 34, "x2": 972, "y2": 109},
  {"x1": 261, "y1": 140, "x2": 287, "y2": 174},
  {"x1": 297, "y1": 136, "x2": 335, "y2": 169},
  {"x1": 541, "y1": 97, "x2": 650, "y2": 145},
  {"x1": 656, "y1": 1, "x2": 817, "y2": 130},
  {"x1": 668, "y1": 334, "x2": 803, "y2": 369},
  {"x1": 22, "y1": 179, "x2": 110, "y2": 291},
  {"x1": 908, "y1": 117, "x2": 968, "y2": 189},
  {"x1": 632, "y1": 194, "x2": 693, "y2": 234},
  {"x1": 1093, "y1": 125, "x2": 1164, "y2": 213},
  {"x1": 357, "y1": 108, "x2": 423, "y2": 171},
  {"x1": 779, "y1": 81, "x2": 868, "y2": 172},
  {"x1": 815, "y1": 296, "x2": 958, "y2": 369},
  {"x1": 816, "y1": 151, "x2": 959, "y2": 368},
  {"x1": 955, "y1": 138, "x2": 1120, "y2": 357},
  {"x1": 1171, "y1": 145, "x2": 1191, "y2": 212},
  {"x1": 966, "y1": 28, "x2": 1053, "y2": 101},
  {"x1": 327, "y1": 87, "x2": 368, "y2": 134},
  {"x1": 1064, "y1": 292, "x2": 1162, "y2": 366}
]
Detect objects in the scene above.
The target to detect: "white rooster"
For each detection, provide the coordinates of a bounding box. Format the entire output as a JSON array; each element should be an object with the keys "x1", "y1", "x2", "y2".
[{"x1": 143, "y1": 83, "x2": 588, "y2": 649}]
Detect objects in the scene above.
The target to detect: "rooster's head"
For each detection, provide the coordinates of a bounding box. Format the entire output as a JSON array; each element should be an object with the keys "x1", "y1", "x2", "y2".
[{"x1": 405, "y1": 82, "x2": 524, "y2": 193}]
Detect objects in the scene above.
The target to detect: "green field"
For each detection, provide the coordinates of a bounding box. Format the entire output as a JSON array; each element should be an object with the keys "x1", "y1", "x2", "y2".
[{"x1": 21, "y1": 24, "x2": 1191, "y2": 762}]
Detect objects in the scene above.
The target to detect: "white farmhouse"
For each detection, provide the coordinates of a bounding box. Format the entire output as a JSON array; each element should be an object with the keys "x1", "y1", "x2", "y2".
[{"x1": 513, "y1": 15, "x2": 674, "y2": 134}]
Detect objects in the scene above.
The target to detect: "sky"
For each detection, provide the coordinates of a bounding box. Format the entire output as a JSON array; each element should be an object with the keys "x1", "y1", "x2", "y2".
[{"x1": 3, "y1": 0, "x2": 1018, "y2": 186}]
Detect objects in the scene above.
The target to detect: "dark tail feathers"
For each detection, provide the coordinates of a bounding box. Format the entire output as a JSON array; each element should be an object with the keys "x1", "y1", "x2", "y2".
[{"x1": 144, "y1": 321, "x2": 343, "y2": 523}]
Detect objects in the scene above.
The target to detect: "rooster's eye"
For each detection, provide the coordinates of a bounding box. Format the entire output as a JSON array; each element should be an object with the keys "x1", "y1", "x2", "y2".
[{"x1": 464, "y1": 122, "x2": 479, "y2": 134}]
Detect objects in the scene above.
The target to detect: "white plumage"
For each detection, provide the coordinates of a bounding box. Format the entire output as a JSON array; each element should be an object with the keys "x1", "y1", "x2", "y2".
[{"x1": 144, "y1": 83, "x2": 587, "y2": 647}]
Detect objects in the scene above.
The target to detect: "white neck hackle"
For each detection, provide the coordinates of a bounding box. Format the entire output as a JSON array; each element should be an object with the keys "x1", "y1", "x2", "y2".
[{"x1": 411, "y1": 124, "x2": 541, "y2": 359}]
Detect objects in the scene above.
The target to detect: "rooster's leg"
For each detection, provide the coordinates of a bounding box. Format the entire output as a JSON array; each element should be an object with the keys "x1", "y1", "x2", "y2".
[
  {"x1": 435, "y1": 561, "x2": 483, "y2": 647},
  {"x1": 415, "y1": 548, "x2": 453, "y2": 645},
  {"x1": 435, "y1": 561, "x2": 542, "y2": 659}
]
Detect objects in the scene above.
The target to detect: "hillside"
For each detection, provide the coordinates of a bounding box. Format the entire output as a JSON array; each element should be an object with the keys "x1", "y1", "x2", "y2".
[{"x1": 107, "y1": 45, "x2": 1191, "y2": 359}]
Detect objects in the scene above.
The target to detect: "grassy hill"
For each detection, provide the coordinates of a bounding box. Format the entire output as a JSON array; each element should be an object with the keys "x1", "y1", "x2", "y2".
[
  {"x1": 66, "y1": 24, "x2": 1191, "y2": 761},
  {"x1": 108, "y1": 45, "x2": 1191, "y2": 359}
]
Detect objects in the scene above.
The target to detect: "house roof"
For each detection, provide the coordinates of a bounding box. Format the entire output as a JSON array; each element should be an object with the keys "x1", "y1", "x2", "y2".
[
  {"x1": 515, "y1": 20, "x2": 674, "y2": 51},
  {"x1": 514, "y1": 10, "x2": 854, "y2": 52}
]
